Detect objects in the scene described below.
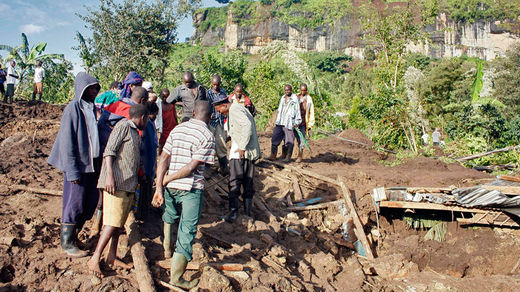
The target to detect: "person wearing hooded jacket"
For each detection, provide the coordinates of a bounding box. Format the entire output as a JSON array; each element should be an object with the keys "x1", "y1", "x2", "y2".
[{"x1": 48, "y1": 72, "x2": 101, "y2": 257}]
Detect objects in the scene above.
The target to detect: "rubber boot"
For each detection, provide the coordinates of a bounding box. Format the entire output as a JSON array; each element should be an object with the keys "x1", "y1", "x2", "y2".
[
  {"x1": 163, "y1": 223, "x2": 172, "y2": 259},
  {"x1": 267, "y1": 145, "x2": 277, "y2": 161},
  {"x1": 32, "y1": 92, "x2": 36, "y2": 101},
  {"x1": 38, "y1": 93, "x2": 42, "y2": 101},
  {"x1": 282, "y1": 145, "x2": 294, "y2": 163},
  {"x1": 296, "y1": 148, "x2": 303, "y2": 163},
  {"x1": 243, "y1": 198, "x2": 253, "y2": 217},
  {"x1": 218, "y1": 156, "x2": 229, "y2": 176},
  {"x1": 61, "y1": 224, "x2": 88, "y2": 258},
  {"x1": 170, "y1": 252, "x2": 199, "y2": 289},
  {"x1": 89, "y1": 209, "x2": 103, "y2": 238},
  {"x1": 224, "y1": 197, "x2": 239, "y2": 223},
  {"x1": 279, "y1": 145, "x2": 288, "y2": 161}
]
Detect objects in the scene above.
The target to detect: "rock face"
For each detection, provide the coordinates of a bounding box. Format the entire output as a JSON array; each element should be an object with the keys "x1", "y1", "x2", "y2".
[{"x1": 191, "y1": 10, "x2": 518, "y2": 60}]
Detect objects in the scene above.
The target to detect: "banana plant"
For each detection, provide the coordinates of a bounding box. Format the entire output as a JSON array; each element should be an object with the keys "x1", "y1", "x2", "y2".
[{"x1": 1, "y1": 33, "x2": 65, "y2": 94}]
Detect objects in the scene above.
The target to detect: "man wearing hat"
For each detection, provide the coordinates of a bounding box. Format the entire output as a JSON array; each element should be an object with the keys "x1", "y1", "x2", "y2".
[{"x1": 213, "y1": 92, "x2": 261, "y2": 222}]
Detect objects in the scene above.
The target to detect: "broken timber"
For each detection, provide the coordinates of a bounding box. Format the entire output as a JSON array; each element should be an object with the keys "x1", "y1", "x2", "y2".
[
  {"x1": 156, "y1": 260, "x2": 243, "y2": 271},
  {"x1": 379, "y1": 201, "x2": 494, "y2": 213},
  {"x1": 124, "y1": 212, "x2": 155, "y2": 292},
  {"x1": 291, "y1": 177, "x2": 304, "y2": 201},
  {"x1": 287, "y1": 199, "x2": 343, "y2": 211},
  {"x1": 338, "y1": 176, "x2": 375, "y2": 260}
]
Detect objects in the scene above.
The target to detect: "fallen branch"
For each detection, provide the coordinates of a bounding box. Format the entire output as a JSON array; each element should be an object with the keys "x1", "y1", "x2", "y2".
[
  {"x1": 10, "y1": 185, "x2": 61, "y2": 196},
  {"x1": 286, "y1": 199, "x2": 343, "y2": 211},
  {"x1": 338, "y1": 177, "x2": 374, "y2": 260},
  {"x1": 456, "y1": 145, "x2": 520, "y2": 161},
  {"x1": 124, "y1": 212, "x2": 155, "y2": 292}
]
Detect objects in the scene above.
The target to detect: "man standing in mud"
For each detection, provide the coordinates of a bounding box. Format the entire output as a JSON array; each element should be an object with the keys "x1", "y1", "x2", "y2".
[
  {"x1": 152, "y1": 101, "x2": 215, "y2": 290},
  {"x1": 48, "y1": 72, "x2": 101, "y2": 257},
  {"x1": 88, "y1": 103, "x2": 148, "y2": 278},
  {"x1": 213, "y1": 95, "x2": 261, "y2": 222},
  {"x1": 268, "y1": 84, "x2": 302, "y2": 162},
  {"x1": 166, "y1": 71, "x2": 207, "y2": 123}
]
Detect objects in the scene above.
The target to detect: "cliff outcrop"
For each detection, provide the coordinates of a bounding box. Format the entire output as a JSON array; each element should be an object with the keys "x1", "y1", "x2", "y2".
[{"x1": 190, "y1": 7, "x2": 518, "y2": 61}]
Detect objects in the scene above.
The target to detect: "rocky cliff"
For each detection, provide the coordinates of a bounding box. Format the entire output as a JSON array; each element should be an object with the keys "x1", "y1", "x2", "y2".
[{"x1": 190, "y1": 8, "x2": 519, "y2": 61}]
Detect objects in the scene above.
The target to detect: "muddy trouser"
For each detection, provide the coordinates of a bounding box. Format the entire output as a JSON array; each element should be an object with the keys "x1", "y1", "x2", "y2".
[
  {"x1": 62, "y1": 171, "x2": 100, "y2": 229},
  {"x1": 136, "y1": 180, "x2": 153, "y2": 220},
  {"x1": 271, "y1": 125, "x2": 295, "y2": 152},
  {"x1": 6, "y1": 84, "x2": 14, "y2": 103},
  {"x1": 162, "y1": 188, "x2": 203, "y2": 261},
  {"x1": 294, "y1": 124, "x2": 307, "y2": 150},
  {"x1": 209, "y1": 124, "x2": 228, "y2": 159},
  {"x1": 229, "y1": 159, "x2": 255, "y2": 201}
]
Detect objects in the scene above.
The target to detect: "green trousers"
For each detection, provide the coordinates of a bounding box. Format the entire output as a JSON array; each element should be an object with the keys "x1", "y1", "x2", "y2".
[{"x1": 163, "y1": 188, "x2": 203, "y2": 261}]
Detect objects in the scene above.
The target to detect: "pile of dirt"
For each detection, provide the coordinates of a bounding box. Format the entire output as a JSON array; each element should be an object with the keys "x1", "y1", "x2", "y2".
[{"x1": 1, "y1": 101, "x2": 520, "y2": 291}]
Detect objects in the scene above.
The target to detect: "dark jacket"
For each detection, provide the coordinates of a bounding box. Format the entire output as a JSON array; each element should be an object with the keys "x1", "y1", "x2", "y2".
[{"x1": 47, "y1": 72, "x2": 100, "y2": 181}]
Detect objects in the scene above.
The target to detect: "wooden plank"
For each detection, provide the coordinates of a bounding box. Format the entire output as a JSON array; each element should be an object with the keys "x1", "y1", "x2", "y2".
[
  {"x1": 500, "y1": 175, "x2": 520, "y2": 183},
  {"x1": 286, "y1": 199, "x2": 343, "y2": 211},
  {"x1": 481, "y1": 185, "x2": 520, "y2": 195},
  {"x1": 292, "y1": 177, "x2": 303, "y2": 201},
  {"x1": 457, "y1": 217, "x2": 519, "y2": 228},
  {"x1": 379, "y1": 201, "x2": 494, "y2": 213},
  {"x1": 338, "y1": 177, "x2": 374, "y2": 260}
]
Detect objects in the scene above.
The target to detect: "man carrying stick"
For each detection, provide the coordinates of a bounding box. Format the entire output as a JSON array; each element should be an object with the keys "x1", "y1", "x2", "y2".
[
  {"x1": 87, "y1": 103, "x2": 149, "y2": 278},
  {"x1": 152, "y1": 101, "x2": 215, "y2": 290}
]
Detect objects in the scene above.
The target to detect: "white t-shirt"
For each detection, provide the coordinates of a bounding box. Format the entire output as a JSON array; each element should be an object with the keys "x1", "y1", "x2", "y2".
[
  {"x1": 432, "y1": 130, "x2": 441, "y2": 143},
  {"x1": 34, "y1": 67, "x2": 45, "y2": 83},
  {"x1": 421, "y1": 133, "x2": 429, "y2": 144},
  {"x1": 6, "y1": 66, "x2": 16, "y2": 84}
]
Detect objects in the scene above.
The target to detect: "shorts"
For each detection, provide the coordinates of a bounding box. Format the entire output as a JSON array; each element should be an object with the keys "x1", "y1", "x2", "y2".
[
  {"x1": 103, "y1": 190, "x2": 134, "y2": 228},
  {"x1": 33, "y1": 82, "x2": 43, "y2": 93}
]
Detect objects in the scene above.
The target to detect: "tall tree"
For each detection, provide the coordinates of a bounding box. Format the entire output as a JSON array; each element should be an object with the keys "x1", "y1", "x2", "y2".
[
  {"x1": 0, "y1": 33, "x2": 64, "y2": 93},
  {"x1": 77, "y1": 0, "x2": 200, "y2": 83}
]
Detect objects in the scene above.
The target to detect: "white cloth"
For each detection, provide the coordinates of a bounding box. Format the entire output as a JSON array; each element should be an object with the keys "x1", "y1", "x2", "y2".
[
  {"x1": 421, "y1": 133, "x2": 429, "y2": 144},
  {"x1": 80, "y1": 99, "x2": 100, "y2": 158},
  {"x1": 6, "y1": 66, "x2": 16, "y2": 84},
  {"x1": 34, "y1": 67, "x2": 45, "y2": 83},
  {"x1": 432, "y1": 130, "x2": 441, "y2": 143},
  {"x1": 229, "y1": 140, "x2": 240, "y2": 160},
  {"x1": 155, "y1": 99, "x2": 163, "y2": 133},
  {"x1": 142, "y1": 81, "x2": 153, "y2": 91}
]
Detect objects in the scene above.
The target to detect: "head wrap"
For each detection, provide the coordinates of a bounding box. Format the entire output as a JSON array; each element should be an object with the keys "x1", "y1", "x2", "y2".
[{"x1": 120, "y1": 71, "x2": 143, "y2": 98}]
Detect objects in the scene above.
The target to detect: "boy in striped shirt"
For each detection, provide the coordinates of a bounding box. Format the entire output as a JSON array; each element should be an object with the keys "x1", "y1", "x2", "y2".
[{"x1": 152, "y1": 100, "x2": 215, "y2": 289}]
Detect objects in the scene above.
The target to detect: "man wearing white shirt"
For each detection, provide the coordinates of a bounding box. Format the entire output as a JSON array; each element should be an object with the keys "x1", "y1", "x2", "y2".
[
  {"x1": 33, "y1": 60, "x2": 45, "y2": 101},
  {"x1": 6, "y1": 60, "x2": 19, "y2": 103},
  {"x1": 432, "y1": 128, "x2": 441, "y2": 146}
]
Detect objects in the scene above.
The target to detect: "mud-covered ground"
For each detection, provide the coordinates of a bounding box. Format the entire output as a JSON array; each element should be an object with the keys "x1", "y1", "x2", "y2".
[{"x1": 1, "y1": 101, "x2": 519, "y2": 291}]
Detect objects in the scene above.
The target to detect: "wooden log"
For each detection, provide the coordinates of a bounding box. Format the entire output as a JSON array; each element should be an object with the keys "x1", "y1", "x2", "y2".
[
  {"x1": 379, "y1": 201, "x2": 494, "y2": 213},
  {"x1": 287, "y1": 199, "x2": 343, "y2": 211},
  {"x1": 156, "y1": 280, "x2": 185, "y2": 292},
  {"x1": 10, "y1": 185, "x2": 61, "y2": 196},
  {"x1": 481, "y1": 185, "x2": 520, "y2": 195},
  {"x1": 292, "y1": 177, "x2": 303, "y2": 201},
  {"x1": 124, "y1": 212, "x2": 155, "y2": 292},
  {"x1": 254, "y1": 196, "x2": 277, "y2": 222},
  {"x1": 338, "y1": 177, "x2": 374, "y2": 260},
  {"x1": 500, "y1": 175, "x2": 520, "y2": 183},
  {"x1": 156, "y1": 260, "x2": 243, "y2": 271},
  {"x1": 456, "y1": 145, "x2": 520, "y2": 161}
]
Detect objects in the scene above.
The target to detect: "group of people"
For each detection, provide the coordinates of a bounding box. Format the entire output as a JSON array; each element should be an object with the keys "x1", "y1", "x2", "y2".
[
  {"x1": 0, "y1": 60, "x2": 45, "y2": 103},
  {"x1": 48, "y1": 69, "x2": 316, "y2": 289}
]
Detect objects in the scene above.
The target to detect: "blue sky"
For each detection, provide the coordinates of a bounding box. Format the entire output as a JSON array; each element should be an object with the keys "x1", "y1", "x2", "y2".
[{"x1": 0, "y1": 0, "x2": 225, "y2": 74}]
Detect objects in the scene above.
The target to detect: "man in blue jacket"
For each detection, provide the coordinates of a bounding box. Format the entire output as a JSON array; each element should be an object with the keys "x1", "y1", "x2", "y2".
[{"x1": 48, "y1": 72, "x2": 101, "y2": 257}]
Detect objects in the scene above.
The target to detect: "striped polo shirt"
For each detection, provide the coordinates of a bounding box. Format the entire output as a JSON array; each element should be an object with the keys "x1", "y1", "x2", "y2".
[{"x1": 164, "y1": 119, "x2": 215, "y2": 191}]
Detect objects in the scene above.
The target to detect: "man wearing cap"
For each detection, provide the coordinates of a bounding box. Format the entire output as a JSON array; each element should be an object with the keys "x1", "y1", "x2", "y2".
[
  {"x1": 167, "y1": 71, "x2": 207, "y2": 123},
  {"x1": 206, "y1": 75, "x2": 229, "y2": 175},
  {"x1": 214, "y1": 94, "x2": 261, "y2": 222}
]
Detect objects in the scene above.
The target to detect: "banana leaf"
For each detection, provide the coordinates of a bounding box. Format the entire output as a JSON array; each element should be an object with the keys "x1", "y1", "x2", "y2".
[{"x1": 295, "y1": 127, "x2": 310, "y2": 150}]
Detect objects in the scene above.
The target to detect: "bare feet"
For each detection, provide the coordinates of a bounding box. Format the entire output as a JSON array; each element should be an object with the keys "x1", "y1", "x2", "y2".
[
  {"x1": 87, "y1": 257, "x2": 104, "y2": 278},
  {"x1": 106, "y1": 254, "x2": 133, "y2": 270}
]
